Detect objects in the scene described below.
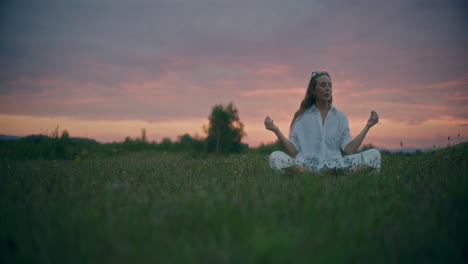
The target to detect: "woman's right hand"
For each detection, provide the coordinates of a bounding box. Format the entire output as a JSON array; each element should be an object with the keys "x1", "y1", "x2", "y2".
[{"x1": 264, "y1": 116, "x2": 279, "y2": 132}]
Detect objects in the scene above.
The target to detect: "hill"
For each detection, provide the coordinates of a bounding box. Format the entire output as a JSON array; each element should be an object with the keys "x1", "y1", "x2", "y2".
[{"x1": 0, "y1": 135, "x2": 20, "y2": 141}]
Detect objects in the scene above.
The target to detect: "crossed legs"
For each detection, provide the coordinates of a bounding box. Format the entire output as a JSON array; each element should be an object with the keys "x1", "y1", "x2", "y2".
[{"x1": 269, "y1": 149, "x2": 381, "y2": 175}]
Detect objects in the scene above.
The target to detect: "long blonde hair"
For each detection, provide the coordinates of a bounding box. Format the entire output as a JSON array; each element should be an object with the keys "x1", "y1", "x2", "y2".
[{"x1": 290, "y1": 71, "x2": 333, "y2": 132}]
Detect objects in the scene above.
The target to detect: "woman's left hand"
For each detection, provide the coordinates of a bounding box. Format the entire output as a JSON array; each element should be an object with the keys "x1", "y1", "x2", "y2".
[{"x1": 367, "y1": 110, "x2": 379, "y2": 128}]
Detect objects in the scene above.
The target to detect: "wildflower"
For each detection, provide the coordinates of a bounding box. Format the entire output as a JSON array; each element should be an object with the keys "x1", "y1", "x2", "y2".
[{"x1": 74, "y1": 155, "x2": 81, "y2": 164}]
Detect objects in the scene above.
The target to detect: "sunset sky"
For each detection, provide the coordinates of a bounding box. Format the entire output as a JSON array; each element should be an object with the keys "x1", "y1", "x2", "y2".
[{"x1": 1, "y1": 0, "x2": 467, "y2": 149}]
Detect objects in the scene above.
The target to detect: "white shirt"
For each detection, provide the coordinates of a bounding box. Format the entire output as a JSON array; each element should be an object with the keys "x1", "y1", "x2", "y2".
[{"x1": 289, "y1": 104, "x2": 352, "y2": 170}]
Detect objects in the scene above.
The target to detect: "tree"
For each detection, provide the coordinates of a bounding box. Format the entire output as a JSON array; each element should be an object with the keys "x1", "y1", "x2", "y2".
[
  {"x1": 61, "y1": 130, "x2": 70, "y2": 140},
  {"x1": 205, "y1": 102, "x2": 246, "y2": 153},
  {"x1": 141, "y1": 128, "x2": 147, "y2": 143},
  {"x1": 179, "y1": 133, "x2": 194, "y2": 144}
]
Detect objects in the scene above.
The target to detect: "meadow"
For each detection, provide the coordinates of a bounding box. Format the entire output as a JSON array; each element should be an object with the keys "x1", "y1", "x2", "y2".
[{"x1": 1, "y1": 142, "x2": 467, "y2": 263}]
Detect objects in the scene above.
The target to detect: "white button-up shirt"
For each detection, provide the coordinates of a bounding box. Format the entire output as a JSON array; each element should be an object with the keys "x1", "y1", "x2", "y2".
[{"x1": 289, "y1": 104, "x2": 352, "y2": 170}]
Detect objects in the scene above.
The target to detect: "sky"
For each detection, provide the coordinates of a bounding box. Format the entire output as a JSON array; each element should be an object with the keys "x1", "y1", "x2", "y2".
[{"x1": 1, "y1": 0, "x2": 467, "y2": 149}]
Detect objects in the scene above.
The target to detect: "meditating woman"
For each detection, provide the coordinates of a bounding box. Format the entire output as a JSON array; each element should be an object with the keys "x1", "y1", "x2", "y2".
[{"x1": 264, "y1": 71, "x2": 381, "y2": 174}]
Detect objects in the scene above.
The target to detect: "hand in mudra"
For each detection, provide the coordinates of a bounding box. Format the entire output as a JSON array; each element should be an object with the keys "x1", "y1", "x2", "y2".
[
  {"x1": 367, "y1": 110, "x2": 379, "y2": 128},
  {"x1": 264, "y1": 116, "x2": 279, "y2": 132}
]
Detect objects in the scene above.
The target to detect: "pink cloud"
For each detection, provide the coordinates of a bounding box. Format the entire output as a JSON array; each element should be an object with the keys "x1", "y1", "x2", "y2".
[
  {"x1": 255, "y1": 64, "x2": 290, "y2": 75},
  {"x1": 239, "y1": 88, "x2": 304, "y2": 96},
  {"x1": 426, "y1": 80, "x2": 466, "y2": 89},
  {"x1": 333, "y1": 79, "x2": 362, "y2": 89},
  {"x1": 447, "y1": 96, "x2": 468, "y2": 101}
]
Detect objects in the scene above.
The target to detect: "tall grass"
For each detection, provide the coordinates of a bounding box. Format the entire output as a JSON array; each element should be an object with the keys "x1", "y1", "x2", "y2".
[{"x1": 0, "y1": 143, "x2": 467, "y2": 263}]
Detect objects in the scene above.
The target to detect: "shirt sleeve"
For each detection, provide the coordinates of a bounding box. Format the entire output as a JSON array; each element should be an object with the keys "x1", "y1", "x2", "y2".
[
  {"x1": 340, "y1": 116, "x2": 352, "y2": 151},
  {"x1": 289, "y1": 120, "x2": 301, "y2": 153}
]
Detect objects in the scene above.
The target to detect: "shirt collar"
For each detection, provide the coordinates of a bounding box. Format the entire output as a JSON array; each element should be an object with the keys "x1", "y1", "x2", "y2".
[{"x1": 309, "y1": 104, "x2": 335, "y2": 113}]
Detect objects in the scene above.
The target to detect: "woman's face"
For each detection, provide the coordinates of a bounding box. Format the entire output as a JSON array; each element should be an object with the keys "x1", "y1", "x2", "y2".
[{"x1": 313, "y1": 75, "x2": 332, "y2": 102}]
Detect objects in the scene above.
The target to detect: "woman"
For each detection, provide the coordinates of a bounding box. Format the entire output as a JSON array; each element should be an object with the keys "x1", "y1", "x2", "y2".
[{"x1": 264, "y1": 71, "x2": 381, "y2": 175}]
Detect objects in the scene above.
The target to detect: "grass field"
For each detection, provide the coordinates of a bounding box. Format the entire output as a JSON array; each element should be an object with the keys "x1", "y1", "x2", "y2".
[{"x1": 1, "y1": 143, "x2": 467, "y2": 263}]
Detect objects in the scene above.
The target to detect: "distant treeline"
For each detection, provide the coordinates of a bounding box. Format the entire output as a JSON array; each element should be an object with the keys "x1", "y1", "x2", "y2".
[
  {"x1": 1, "y1": 102, "x2": 250, "y2": 160},
  {"x1": 0, "y1": 131, "x2": 250, "y2": 161},
  {"x1": 1, "y1": 129, "x2": 407, "y2": 161}
]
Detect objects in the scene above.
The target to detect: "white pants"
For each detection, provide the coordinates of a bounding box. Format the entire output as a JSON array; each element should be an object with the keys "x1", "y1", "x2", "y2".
[{"x1": 269, "y1": 149, "x2": 381, "y2": 173}]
